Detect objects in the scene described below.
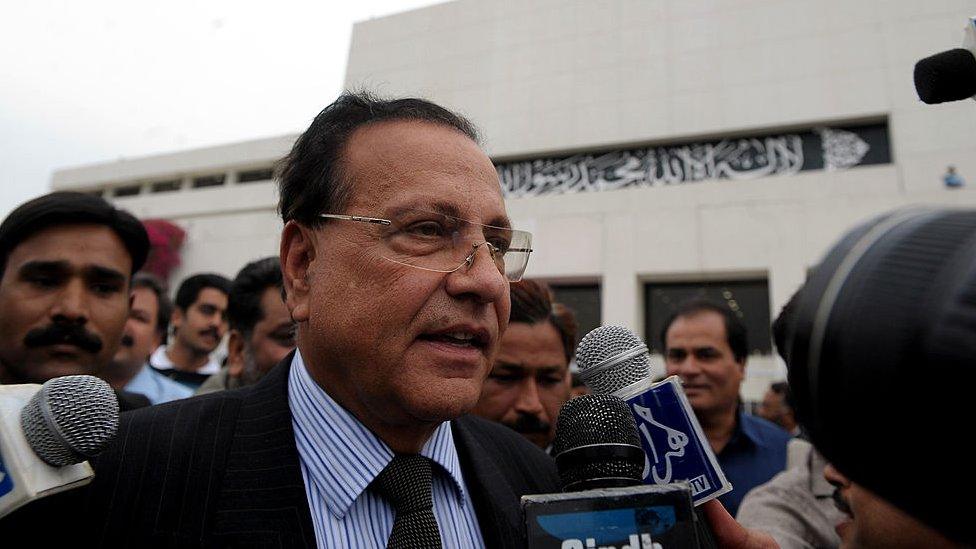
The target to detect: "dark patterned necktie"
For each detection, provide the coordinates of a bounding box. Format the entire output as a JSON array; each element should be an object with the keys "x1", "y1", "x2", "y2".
[{"x1": 371, "y1": 454, "x2": 443, "y2": 549}]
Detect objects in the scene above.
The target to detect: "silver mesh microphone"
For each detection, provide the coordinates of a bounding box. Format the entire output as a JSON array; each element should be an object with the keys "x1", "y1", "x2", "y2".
[
  {"x1": 19, "y1": 375, "x2": 120, "y2": 466},
  {"x1": 575, "y1": 325, "x2": 652, "y2": 394}
]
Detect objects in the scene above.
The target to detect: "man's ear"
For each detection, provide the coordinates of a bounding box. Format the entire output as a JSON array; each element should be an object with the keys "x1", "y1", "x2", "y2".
[
  {"x1": 226, "y1": 330, "x2": 245, "y2": 378},
  {"x1": 170, "y1": 307, "x2": 184, "y2": 334},
  {"x1": 280, "y1": 220, "x2": 315, "y2": 323}
]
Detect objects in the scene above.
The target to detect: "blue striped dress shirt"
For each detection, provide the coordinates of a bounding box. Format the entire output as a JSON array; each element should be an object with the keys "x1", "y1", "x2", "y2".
[{"x1": 288, "y1": 351, "x2": 486, "y2": 548}]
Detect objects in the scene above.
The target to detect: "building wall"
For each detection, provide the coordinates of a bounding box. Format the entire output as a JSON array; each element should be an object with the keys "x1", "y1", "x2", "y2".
[
  {"x1": 51, "y1": 0, "x2": 976, "y2": 399},
  {"x1": 343, "y1": 0, "x2": 976, "y2": 395}
]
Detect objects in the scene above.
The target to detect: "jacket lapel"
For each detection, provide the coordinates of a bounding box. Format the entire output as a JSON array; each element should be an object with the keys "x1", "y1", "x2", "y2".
[
  {"x1": 209, "y1": 351, "x2": 318, "y2": 547},
  {"x1": 452, "y1": 417, "x2": 525, "y2": 549}
]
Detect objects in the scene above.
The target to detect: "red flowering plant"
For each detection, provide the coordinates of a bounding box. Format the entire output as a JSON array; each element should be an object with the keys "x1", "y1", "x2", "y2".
[{"x1": 141, "y1": 219, "x2": 186, "y2": 283}]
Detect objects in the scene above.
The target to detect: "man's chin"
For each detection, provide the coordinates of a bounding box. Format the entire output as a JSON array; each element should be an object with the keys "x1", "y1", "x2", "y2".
[
  {"x1": 519, "y1": 431, "x2": 551, "y2": 450},
  {"x1": 405, "y1": 379, "x2": 482, "y2": 422},
  {"x1": 24, "y1": 357, "x2": 96, "y2": 384}
]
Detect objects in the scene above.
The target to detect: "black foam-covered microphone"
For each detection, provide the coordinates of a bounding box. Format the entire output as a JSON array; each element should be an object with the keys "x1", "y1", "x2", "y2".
[
  {"x1": 551, "y1": 394, "x2": 645, "y2": 492},
  {"x1": 914, "y1": 48, "x2": 976, "y2": 104},
  {"x1": 526, "y1": 393, "x2": 708, "y2": 547}
]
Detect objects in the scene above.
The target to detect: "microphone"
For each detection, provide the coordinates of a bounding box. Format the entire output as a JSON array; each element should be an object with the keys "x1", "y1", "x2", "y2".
[
  {"x1": 0, "y1": 375, "x2": 120, "y2": 518},
  {"x1": 914, "y1": 16, "x2": 976, "y2": 104},
  {"x1": 524, "y1": 394, "x2": 704, "y2": 548},
  {"x1": 575, "y1": 326, "x2": 730, "y2": 505},
  {"x1": 551, "y1": 393, "x2": 645, "y2": 491}
]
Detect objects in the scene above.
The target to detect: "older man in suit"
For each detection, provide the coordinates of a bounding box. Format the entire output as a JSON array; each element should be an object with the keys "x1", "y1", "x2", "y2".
[{"x1": 73, "y1": 92, "x2": 558, "y2": 548}]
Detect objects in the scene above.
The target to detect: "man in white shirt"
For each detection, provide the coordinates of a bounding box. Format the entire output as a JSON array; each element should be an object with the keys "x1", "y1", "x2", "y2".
[
  {"x1": 150, "y1": 272, "x2": 230, "y2": 390},
  {"x1": 100, "y1": 272, "x2": 192, "y2": 404}
]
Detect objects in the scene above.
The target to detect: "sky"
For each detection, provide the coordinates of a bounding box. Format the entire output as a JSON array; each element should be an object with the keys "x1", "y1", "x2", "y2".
[{"x1": 0, "y1": 0, "x2": 442, "y2": 219}]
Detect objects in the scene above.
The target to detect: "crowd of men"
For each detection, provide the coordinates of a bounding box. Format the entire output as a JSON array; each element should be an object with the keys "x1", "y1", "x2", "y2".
[{"x1": 0, "y1": 91, "x2": 968, "y2": 548}]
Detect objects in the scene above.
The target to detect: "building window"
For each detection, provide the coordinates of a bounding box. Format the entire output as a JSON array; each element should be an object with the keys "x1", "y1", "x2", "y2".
[
  {"x1": 550, "y1": 283, "x2": 601, "y2": 350},
  {"x1": 150, "y1": 180, "x2": 181, "y2": 193},
  {"x1": 644, "y1": 279, "x2": 772, "y2": 355},
  {"x1": 237, "y1": 167, "x2": 274, "y2": 184},
  {"x1": 192, "y1": 174, "x2": 226, "y2": 188},
  {"x1": 113, "y1": 185, "x2": 142, "y2": 197}
]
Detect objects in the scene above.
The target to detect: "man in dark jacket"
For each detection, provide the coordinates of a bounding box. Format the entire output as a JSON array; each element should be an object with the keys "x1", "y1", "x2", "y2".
[{"x1": 76, "y1": 92, "x2": 559, "y2": 548}]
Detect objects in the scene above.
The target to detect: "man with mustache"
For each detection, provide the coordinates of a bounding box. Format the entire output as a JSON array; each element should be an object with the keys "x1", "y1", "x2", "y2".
[
  {"x1": 149, "y1": 272, "x2": 230, "y2": 390},
  {"x1": 99, "y1": 273, "x2": 193, "y2": 404},
  {"x1": 0, "y1": 191, "x2": 150, "y2": 411},
  {"x1": 77, "y1": 93, "x2": 560, "y2": 547},
  {"x1": 196, "y1": 257, "x2": 295, "y2": 394},
  {"x1": 472, "y1": 278, "x2": 578, "y2": 450}
]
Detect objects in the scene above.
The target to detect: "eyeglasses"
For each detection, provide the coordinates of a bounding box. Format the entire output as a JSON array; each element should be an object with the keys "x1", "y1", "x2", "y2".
[{"x1": 318, "y1": 208, "x2": 533, "y2": 282}]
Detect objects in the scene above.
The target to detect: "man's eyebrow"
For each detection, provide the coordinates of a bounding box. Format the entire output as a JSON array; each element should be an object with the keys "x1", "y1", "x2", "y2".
[
  {"x1": 393, "y1": 201, "x2": 512, "y2": 229},
  {"x1": 18, "y1": 260, "x2": 71, "y2": 277},
  {"x1": 86, "y1": 265, "x2": 127, "y2": 284},
  {"x1": 492, "y1": 361, "x2": 526, "y2": 371},
  {"x1": 493, "y1": 362, "x2": 564, "y2": 374}
]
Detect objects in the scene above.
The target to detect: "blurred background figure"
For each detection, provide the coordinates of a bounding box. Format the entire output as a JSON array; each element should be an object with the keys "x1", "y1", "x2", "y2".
[
  {"x1": 197, "y1": 257, "x2": 294, "y2": 394},
  {"x1": 784, "y1": 208, "x2": 976, "y2": 548},
  {"x1": 150, "y1": 273, "x2": 230, "y2": 390},
  {"x1": 569, "y1": 371, "x2": 590, "y2": 399},
  {"x1": 736, "y1": 291, "x2": 843, "y2": 549},
  {"x1": 472, "y1": 278, "x2": 578, "y2": 450},
  {"x1": 661, "y1": 300, "x2": 790, "y2": 517},
  {"x1": 943, "y1": 165, "x2": 965, "y2": 188},
  {"x1": 100, "y1": 273, "x2": 192, "y2": 404},
  {"x1": 757, "y1": 381, "x2": 799, "y2": 435},
  {"x1": 0, "y1": 192, "x2": 151, "y2": 410}
]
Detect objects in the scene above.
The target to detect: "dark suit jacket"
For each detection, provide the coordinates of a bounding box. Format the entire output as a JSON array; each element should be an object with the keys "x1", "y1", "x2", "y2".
[{"x1": 80, "y1": 354, "x2": 560, "y2": 547}]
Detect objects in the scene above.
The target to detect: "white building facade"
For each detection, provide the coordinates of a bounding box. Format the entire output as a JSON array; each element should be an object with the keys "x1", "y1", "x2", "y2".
[{"x1": 52, "y1": 0, "x2": 976, "y2": 400}]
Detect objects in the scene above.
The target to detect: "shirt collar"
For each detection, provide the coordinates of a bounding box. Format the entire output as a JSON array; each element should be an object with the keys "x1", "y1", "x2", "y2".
[
  {"x1": 149, "y1": 345, "x2": 221, "y2": 374},
  {"x1": 723, "y1": 407, "x2": 763, "y2": 453},
  {"x1": 288, "y1": 351, "x2": 469, "y2": 519}
]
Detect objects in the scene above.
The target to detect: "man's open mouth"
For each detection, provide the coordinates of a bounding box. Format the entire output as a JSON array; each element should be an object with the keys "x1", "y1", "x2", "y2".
[{"x1": 418, "y1": 329, "x2": 489, "y2": 349}]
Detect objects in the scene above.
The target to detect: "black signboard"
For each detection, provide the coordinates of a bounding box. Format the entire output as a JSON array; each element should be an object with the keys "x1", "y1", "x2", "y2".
[{"x1": 495, "y1": 121, "x2": 891, "y2": 198}]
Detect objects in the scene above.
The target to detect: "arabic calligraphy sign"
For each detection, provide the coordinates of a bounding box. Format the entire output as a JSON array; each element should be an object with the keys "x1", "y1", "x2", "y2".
[{"x1": 495, "y1": 121, "x2": 890, "y2": 198}]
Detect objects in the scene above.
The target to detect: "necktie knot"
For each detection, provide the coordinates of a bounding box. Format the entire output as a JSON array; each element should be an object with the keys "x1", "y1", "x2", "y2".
[
  {"x1": 373, "y1": 454, "x2": 435, "y2": 513},
  {"x1": 371, "y1": 454, "x2": 442, "y2": 548}
]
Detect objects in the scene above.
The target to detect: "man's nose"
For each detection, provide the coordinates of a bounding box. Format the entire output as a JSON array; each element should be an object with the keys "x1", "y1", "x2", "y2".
[
  {"x1": 513, "y1": 378, "x2": 545, "y2": 415},
  {"x1": 51, "y1": 279, "x2": 89, "y2": 324},
  {"x1": 670, "y1": 355, "x2": 702, "y2": 377},
  {"x1": 823, "y1": 463, "x2": 849, "y2": 488},
  {"x1": 445, "y1": 242, "x2": 508, "y2": 304}
]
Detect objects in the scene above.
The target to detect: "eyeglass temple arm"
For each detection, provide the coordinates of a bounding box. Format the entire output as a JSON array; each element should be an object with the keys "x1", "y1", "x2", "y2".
[{"x1": 318, "y1": 214, "x2": 392, "y2": 226}]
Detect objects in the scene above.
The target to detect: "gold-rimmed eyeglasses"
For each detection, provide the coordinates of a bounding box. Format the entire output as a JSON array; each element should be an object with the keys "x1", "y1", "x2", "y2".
[{"x1": 318, "y1": 208, "x2": 533, "y2": 282}]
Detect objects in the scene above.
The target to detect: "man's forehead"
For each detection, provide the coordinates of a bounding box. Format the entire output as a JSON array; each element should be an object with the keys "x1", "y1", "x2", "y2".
[
  {"x1": 131, "y1": 286, "x2": 159, "y2": 311},
  {"x1": 4, "y1": 224, "x2": 131, "y2": 275},
  {"x1": 193, "y1": 287, "x2": 228, "y2": 305},
  {"x1": 340, "y1": 120, "x2": 505, "y2": 220},
  {"x1": 668, "y1": 311, "x2": 728, "y2": 339}
]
